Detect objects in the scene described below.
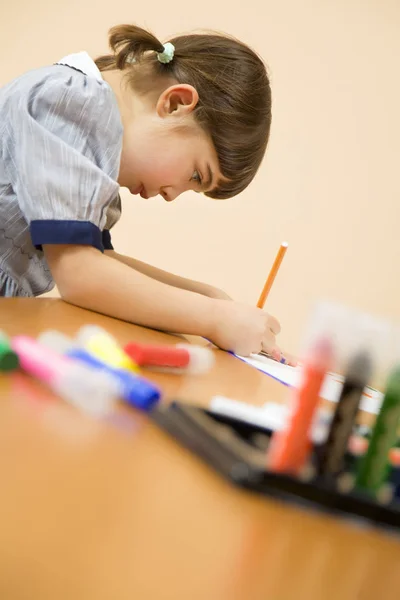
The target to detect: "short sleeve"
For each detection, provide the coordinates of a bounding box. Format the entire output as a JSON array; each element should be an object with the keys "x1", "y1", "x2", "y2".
[
  {"x1": 6, "y1": 66, "x2": 123, "y2": 252},
  {"x1": 102, "y1": 193, "x2": 122, "y2": 250}
]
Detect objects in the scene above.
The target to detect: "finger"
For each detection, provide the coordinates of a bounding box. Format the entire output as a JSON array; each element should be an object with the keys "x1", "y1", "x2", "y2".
[
  {"x1": 283, "y1": 352, "x2": 298, "y2": 367},
  {"x1": 273, "y1": 351, "x2": 298, "y2": 366},
  {"x1": 261, "y1": 345, "x2": 282, "y2": 363},
  {"x1": 270, "y1": 347, "x2": 282, "y2": 362},
  {"x1": 264, "y1": 314, "x2": 281, "y2": 335},
  {"x1": 261, "y1": 332, "x2": 277, "y2": 356}
]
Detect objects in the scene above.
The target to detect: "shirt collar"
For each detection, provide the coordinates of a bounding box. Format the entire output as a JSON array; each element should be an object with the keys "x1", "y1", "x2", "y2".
[{"x1": 57, "y1": 51, "x2": 103, "y2": 82}]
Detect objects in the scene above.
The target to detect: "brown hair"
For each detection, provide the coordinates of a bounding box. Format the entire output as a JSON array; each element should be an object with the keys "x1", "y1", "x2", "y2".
[{"x1": 96, "y1": 24, "x2": 272, "y2": 199}]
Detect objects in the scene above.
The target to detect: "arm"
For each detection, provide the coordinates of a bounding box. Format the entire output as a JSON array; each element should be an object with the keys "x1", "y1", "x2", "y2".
[
  {"x1": 105, "y1": 250, "x2": 232, "y2": 300},
  {"x1": 45, "y1": 245, "x2": 217, "y2": 336},
  {"x1": 44, "y1": 244, "x2": 285, "y2": 357}
]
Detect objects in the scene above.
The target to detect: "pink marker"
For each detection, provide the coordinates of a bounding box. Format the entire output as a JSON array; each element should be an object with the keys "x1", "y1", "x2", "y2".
[
  {"x1": 11, "y1": 336, "x2": 120, "y2": 416},
  {"x1": 123, "y1": 342, "x2": 215, "y2": 374}
]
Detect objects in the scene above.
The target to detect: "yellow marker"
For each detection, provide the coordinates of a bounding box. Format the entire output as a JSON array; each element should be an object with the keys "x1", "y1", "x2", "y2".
[{"x1": 75, "y1": 326, "x2": 138, "y2": 373}]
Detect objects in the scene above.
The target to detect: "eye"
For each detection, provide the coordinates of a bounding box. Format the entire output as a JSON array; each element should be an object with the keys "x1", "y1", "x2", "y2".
[{"x1": 191, "y1": 170, "x2": 202, "y2": 185}]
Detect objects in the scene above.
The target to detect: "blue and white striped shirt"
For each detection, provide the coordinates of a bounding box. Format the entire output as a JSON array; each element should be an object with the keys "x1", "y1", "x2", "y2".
[{"x1": 0, "y1": 52, "x2": 123, "y2": 296}]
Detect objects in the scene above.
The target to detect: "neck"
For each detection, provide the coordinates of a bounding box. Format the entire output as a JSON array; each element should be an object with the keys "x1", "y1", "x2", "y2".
[{"x1": 101, "y1": 69, "x2": 149, "y2": 127}]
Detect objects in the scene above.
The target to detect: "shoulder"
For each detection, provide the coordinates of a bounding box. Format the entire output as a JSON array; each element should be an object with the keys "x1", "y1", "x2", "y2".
[
  {"x1": 7, "y1": 63, "x2": 120, "y2": 129},
  {"x1": 2, "y1": 61, "x2": 123, "y2": 173}
]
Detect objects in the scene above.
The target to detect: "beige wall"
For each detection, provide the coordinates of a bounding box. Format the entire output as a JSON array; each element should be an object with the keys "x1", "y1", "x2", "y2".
[{"x1": 1, "y1": 1, "x2": 399, "y2": 354}]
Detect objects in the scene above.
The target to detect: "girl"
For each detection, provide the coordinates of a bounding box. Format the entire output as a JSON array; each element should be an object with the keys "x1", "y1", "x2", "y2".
[{"x1": 0, "y1": 24, "x2": 284, "y2": 358}]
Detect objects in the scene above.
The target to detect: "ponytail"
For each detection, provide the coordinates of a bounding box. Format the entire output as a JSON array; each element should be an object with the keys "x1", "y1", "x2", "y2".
[{"x1": 97, "y1": 24, "x2": 165, "y2": 70}]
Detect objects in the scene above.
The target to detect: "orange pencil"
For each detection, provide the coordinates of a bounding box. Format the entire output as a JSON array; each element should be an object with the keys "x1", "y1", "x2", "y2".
[
  {"x1": 257, "y1": 242, "x2": 288, "y2": 309},
  {"x1": 267, "y1": 338, "x2": 333, "y2": 474}
]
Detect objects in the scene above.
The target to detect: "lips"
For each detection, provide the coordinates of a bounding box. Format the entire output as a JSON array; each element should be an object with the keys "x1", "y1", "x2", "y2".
[{"x1": 130, "y1": 184, "x2": 148, "y2": 199}]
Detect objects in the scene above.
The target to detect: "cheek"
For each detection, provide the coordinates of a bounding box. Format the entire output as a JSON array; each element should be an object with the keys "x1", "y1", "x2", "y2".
[
  {"x1": 120, "y1": 149, "x2": 132, "y2": 173},
  {"x1": 153, "y1": 159, "x2": 183, "y2": 180},
  {"x1": 118, "y1": 143, "x2": 137, "y2": 184},
  {"x1": 137, "y1": 154, "x2": 184, "y2": 185},
  {"x1": 120, "y1": 132, "x2": 193, "y2": 185},
  {"x1": 156, "y1": 148, "x2": 192, "y2": 178}
]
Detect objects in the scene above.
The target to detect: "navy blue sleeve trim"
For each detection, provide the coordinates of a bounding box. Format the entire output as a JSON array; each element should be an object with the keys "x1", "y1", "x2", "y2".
[
  {"x1": 30, "y1": 220, "x2": 104, "y2": 252},
  {"x1": 102, "y1": 230, "x2": 114, "y2": 251}
]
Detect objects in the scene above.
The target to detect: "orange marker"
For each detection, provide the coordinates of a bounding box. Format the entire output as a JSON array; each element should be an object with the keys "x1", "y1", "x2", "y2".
[
  {"x1": 267, "y1": 338, "x2": 333, "y2": 474},
  {"x1": 257, "y1": 242, "x2": 288, "y2": 309}
]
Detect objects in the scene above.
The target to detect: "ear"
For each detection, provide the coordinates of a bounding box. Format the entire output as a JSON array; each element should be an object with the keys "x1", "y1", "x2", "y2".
[{"x1": 156, "y1": 84, "x2": 199, "y2": 119}]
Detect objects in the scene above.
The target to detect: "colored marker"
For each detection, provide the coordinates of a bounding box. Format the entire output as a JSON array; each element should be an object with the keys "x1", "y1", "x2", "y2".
[
  {"x1": 318, "y1": 351, "x2": 372, "y2": 478},
  {"x1": 345, "y1": 438, "x2": 400, "y2": 475},
  {"x1": 0, "y1": 331, "x2": 19, "y2": 372},
  {"x1": 348, "y1": 434, "x2": 369, "y2": 458},
  {"x1": 389, "y1": 448, "x2": 400, "y2": 501},
  {"x1": 11, "y1": 335, "x2": 120, "y2": 416},
  {"x1": 337, "y1": 435, "x2": 376, "y2": 495},
  {"x1": 389, "y1": 447, "x2": 400, "y2": 468},
  {"x1": 353, "y1": 424, "x2": 372, "y2": 440},
  {"x1": 355, "y1": 366, "x2": 400, "y2": 496},
  {"x1": 75, "y1": 325, "x2": 137, "y2": 372},
  {"x1": 123, "y1": 341, "x2": 215, "y2": 373},
  {"x1": 267, "y1": 338, "x2": 333, "y2": 474},
  {"x1": 337, "y1": 438, "x2": 400, "y2": 499},
  {"x1": 38, "y1": 330, "x2": 161, "y2": 411}
]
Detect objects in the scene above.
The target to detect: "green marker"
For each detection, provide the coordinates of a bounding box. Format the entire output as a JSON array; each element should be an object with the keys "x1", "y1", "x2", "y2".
[
  {"x1": 0, "y1": 331, "x2": 19, "y2": 372},
  {"x1": 355, "y1": 366, "x2": 400, "y2": 495}
]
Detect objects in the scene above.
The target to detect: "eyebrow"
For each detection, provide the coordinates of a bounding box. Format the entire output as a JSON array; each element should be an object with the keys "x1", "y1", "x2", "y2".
[{"x1": 202, "y1": 163, "x2": 214, "y2": 192}]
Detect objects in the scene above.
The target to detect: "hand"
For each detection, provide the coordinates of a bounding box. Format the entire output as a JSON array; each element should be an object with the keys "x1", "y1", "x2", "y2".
[
  {"x1": 201, "y1": 284, "x2": 233, "y2": 301},
  {"x1": 282, "y1": 352, "x2": 298, "y2": 367},
  {"x1": 209, "y1": 300, "x2": 281, "y2": 356},
  {"x1": 262, "y1": 349, "x2": 298, "y2": 367}
]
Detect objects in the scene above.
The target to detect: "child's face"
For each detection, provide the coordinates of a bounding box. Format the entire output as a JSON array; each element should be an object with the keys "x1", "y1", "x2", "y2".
[{"x1": 117, "y1": 84, "x2": 223, "y2": 201}]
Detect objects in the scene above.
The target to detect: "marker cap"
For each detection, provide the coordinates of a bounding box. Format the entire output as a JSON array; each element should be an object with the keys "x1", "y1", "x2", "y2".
[
  {"x1": 0, "y1": 331, "x2": 20, "y2": 372},
  {"x1": 301, "y1": 300, "x2": 391, "y2": 384}
]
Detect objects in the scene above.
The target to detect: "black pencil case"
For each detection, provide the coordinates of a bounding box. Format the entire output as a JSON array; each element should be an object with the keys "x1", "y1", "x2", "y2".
[{"x1": 150, "y1": 401, "x2": 400, "y2": 532}]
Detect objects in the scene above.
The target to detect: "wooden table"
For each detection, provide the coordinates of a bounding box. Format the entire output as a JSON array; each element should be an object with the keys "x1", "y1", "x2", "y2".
[{"x1": 1, "y1": 298, "x2": 400, "y2": 600}]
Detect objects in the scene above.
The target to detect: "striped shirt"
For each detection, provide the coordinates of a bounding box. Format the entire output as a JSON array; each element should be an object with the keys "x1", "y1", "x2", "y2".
[{"x1": 0, "y1": 52, "x2": 123, "y2": 296}]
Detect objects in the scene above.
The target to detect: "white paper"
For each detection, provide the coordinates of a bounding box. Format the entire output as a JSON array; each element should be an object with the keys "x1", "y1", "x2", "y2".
[
  {"x1": 236, "y1": 353, "x2": 383, "y2": 415},
  {"x1": 211, "y1": 396, "x2": 288, "y2": 431},
  {"x1": 237, "y1": 353, "x2": 301, "y2": 386},
  {"x1": 210, "y1": 396, "x2": 330, "y2": 442}
]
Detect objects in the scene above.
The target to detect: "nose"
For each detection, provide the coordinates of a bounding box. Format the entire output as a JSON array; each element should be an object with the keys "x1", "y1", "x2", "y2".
[{"x1": 160, "y1": 187, "x2": 180, "y2": 203}]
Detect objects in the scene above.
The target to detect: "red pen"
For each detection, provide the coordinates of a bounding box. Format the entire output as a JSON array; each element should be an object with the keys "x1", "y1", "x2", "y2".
[
  {"x1": 123, "y1": 342, "x2": 215, "y2": 374},
  {"x1": 267, "y1": 337, "x2": 333, "y2": 475}
]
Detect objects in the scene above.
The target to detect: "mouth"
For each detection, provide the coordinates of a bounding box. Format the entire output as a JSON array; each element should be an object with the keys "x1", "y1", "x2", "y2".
[
  {"x1": 140, "y1": 186, "x2": 149, "y2": 199},
  {"x1": 130, "y1": 184, "x2": 148, "y2": 199}
]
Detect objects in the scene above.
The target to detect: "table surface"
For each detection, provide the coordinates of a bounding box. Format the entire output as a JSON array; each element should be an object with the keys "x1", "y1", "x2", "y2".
[{"x1": 1, "y1": 298, "x2": 400, "y2": 600}]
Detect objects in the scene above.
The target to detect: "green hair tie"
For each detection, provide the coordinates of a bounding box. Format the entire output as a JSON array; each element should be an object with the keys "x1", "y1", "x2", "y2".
[{"x1": 157, "y1": 42, "x2": 175, "y2": 64}]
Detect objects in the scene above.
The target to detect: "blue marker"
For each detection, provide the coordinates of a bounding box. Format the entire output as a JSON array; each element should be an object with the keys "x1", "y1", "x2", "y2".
[
  {"x1": 67, "y1": 348, "x2": 160, "y2": 410},
  {"x1": 38, "y1": 331, "x2": 161, "y2": 411}
]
